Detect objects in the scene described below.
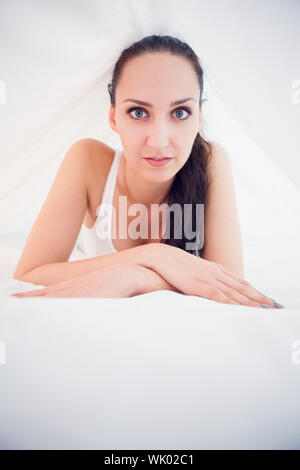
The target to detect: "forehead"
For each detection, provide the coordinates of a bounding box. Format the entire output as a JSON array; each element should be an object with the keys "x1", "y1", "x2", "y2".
[{"x1": 116, "y1": 53, "x2": 199, "y2": 103}]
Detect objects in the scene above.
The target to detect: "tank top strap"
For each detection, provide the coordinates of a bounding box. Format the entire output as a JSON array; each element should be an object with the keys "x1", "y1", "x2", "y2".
[{"x1": 100, "y1": 148, "x2": 122, "y2": 206}]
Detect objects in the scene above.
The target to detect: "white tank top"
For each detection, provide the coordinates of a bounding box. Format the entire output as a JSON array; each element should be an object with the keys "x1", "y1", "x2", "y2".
[
  {"x1": 81, "y1": 147, "x2": 122, "y2": 258},
  {"x1": 78, "y1": 147, "x2": 203, "y2": 259}
]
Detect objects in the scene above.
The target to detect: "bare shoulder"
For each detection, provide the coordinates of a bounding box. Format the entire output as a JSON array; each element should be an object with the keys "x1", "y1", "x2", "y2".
[
  {"x1": 210, "y1": 140, "x2": 230, "y2": 159},
  {"x1": 207, "y1": 140, "x2": 230, "y2": 169},
  {"x1": 69, "y1": 137, "x2": 114, "y2": 188},
  {"x1": 72, "y1": 138, "x2": 115, "y2": 227},
  {"x1": 68, "y1": 137, "x2": 114, "y2": 167},
  {"x1": 205, "y1": 140, "x2": 232, "y2": 190}
]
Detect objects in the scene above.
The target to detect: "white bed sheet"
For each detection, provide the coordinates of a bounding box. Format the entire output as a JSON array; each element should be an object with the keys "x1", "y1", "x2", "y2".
[
  {"x1": 1, "y1": 236, "x2": 300, "y2": 449},
  {"x1": 1, "y1": 289, "x2": 300, "y2": 450}
]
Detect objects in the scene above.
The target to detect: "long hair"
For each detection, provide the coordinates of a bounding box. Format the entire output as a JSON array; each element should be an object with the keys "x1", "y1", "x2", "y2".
[{"x1": 107, "y1": 34, "x2": 212, "y2": 257}]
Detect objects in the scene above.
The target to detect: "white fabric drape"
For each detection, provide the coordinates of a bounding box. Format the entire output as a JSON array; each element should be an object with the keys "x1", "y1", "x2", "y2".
[
  {"x1": 1, "y1": 0, "x2": 300, "y2": 451},
  {"x1": 0, "y1": 0, "x2": 299, "y2": 285}
]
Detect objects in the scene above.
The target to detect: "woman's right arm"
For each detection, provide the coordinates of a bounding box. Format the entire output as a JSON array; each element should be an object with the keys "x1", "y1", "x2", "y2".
[
  {"x1": 12, "y1": 137, "x2": 157, "y2": 287},
  {"x1": 16, "y1": 242, "x2": 155, "y2": 287}
]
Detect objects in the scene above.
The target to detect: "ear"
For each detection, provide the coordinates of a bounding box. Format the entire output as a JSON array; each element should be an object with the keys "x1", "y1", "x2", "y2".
[{"x1": 109, "y1": 105, "x2": 118, "y2": 133}]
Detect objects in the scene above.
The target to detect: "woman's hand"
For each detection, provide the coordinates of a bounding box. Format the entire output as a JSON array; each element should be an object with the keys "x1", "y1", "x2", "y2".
[
  {"x1": 133, "y1": 265, "x2": 182, "y2": 295},
  {"x1": 11, "y1": 264, "x2": 143, "y2": 298},
  {"x1": 142, "y1": 243, "x2": 276, "y2": 308}
]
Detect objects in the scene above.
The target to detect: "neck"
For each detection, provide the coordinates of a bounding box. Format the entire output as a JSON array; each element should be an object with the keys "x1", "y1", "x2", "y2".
[{"x1": 119, "y1": 154, "x2": 174, "y2": 208}]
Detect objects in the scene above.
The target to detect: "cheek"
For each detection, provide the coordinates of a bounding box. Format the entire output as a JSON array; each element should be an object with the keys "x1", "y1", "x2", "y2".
[{"x1": 121, "y1": 122, "x2": 142, "y2": 140}]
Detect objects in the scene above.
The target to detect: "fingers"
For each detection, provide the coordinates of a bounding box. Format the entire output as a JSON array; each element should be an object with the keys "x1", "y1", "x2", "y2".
[
  {"x1": 194, "y1": 282, "x2": 265, "y2": 308},
  {"x1": 193, "y1": 282, "x2": 241, "y2": 305},
  {"x1": 215, "y1": 266, "x2": 274, "y2": 308},
  {"x1": 11, "y1": 287, "x2": 76, "y2": 298},
  {"x1": 11, "y1": 277, "x2": 85, "y2": 298},
  {"x1": 211, "y1": 279, "x2": 270, "y2": 308},
  {"x1": 192, "y1": 271, "x2": 274, "y2": 308},
  {"x1": 11, "y1": 288, "x2": 47, "y2": 297},
  {"x1": 214, "y1": 274, "x2": 274, "y2": 308}
]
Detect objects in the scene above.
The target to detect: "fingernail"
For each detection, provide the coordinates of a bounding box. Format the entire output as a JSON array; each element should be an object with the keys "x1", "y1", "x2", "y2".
[
  {"x1": 261, "y1": 304, "x2": 273, "y2": 308},
  {"x1": 270, "y1": 298, "x2": 285, "y2": 309}
]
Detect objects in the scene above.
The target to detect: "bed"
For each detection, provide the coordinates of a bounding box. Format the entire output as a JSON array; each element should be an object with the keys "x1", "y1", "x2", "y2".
[{"x1": 0, "y1": 234, "x2": 300, "y2": 449}]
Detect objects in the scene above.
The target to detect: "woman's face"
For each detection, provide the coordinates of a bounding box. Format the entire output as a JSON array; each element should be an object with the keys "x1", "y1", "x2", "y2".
[{"x1": 109, "y1": 52, "x2": 202, "y2": 183}]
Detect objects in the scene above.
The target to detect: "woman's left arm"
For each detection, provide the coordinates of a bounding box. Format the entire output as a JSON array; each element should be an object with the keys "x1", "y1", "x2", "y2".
[
  {"x1": 134, "y1": 264, "x2": 182, "y2": 295},
  {"x1": 201, "y1": 141, "x2": 244, "y2": 278}
]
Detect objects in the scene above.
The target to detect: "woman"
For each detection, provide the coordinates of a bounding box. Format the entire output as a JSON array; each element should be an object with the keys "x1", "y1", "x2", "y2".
[{"x1": 12, "y1": 34, "x2": 280, "y2": 308}]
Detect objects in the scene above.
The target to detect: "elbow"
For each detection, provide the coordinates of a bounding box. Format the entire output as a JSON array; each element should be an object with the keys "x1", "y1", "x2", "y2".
[
  {"x1": 12, "y1": 268, "x2": 24, "y2": 282},
  {"x1": 12, "y1": 268, "x2": 33, "y2": 284},
  {"x1": 12, "y1": 271, "x2": 27, "y2": 283}
]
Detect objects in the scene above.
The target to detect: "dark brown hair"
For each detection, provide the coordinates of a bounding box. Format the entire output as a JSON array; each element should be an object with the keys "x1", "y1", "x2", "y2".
[{"x1": 107, "y1": 34, "x2": 212, "y2": 257}]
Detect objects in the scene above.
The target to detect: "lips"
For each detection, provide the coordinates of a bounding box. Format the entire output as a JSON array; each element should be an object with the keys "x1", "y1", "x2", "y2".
[
  {"x1": 144, "y1": 157, "x2": 172, "y2": 167},
  {"x1": 146, "y1": 156, "x2": 172, "y2": 160}
]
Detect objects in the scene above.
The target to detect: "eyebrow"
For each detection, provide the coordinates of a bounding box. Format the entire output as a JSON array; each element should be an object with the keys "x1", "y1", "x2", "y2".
[{"x1": 122, "y1": 97, "x2": 196, "y2": 107}]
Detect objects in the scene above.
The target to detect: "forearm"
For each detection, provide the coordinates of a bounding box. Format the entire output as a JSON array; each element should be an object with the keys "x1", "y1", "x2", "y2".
[
  {"x1": 137, "y1": 242, "x2": 203, "y2": 295},
  {"x1": 134, "y1": 265, "x2": 182, "y2": 295},
  {"x1": 14, "y1": 243, "x2": 154, "y2": 287}
]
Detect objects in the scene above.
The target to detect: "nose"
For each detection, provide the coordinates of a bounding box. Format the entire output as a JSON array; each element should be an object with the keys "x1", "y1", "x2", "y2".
[{"x1": 147, "y1": 119, "x2": 170, "y2": 148}]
